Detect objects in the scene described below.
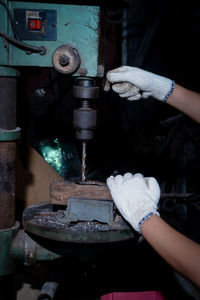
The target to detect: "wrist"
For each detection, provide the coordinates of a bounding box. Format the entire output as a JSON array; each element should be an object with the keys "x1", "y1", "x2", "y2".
[
  {"x1": 137, "y1": 211, "x2": 160, "y2": 234},
  {"x1": 151, "y1": 75, "x2": 175, "y2": 102},
  {"x1": 140, "y1": 213, "x2": 160, "y2": 233},
  {"x1": 162, "y1": 80, "x2": 175, "y2": 102}
]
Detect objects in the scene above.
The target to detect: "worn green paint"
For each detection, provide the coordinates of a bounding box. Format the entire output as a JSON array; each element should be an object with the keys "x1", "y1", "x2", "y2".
[
  {"x1": 0, "y1": 222, "x2": 20, "y2": 276},
  {"x1": 36, "y1": 243, "x2": 61, "y2": 261},
  {"x1": 0, "y1": 1, "x2": 101, "y2": 77},
  {"x1": 11, "y1": 230, "x2": 61, "y2": 264},
  {"x1": 0, "y1": 224, "x2": 60, "y2": 275},
  {"x1": 0, "y1": 0, "x2": 9, "y2": 67},
  {"x1": 0, "y1": 66, "x2": 20, "y2": 77},
  {"x1": 0, "y1": 127, "x2": 21, "y2": 141}
]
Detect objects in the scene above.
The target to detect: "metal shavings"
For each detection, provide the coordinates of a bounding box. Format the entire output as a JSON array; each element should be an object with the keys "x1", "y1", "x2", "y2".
[
  {"x1": 24, "y1": 207, "x2": 130, "y2": 233},
  {"x1": 71, "y1": 222, "x2": 110, "y2": 232}
]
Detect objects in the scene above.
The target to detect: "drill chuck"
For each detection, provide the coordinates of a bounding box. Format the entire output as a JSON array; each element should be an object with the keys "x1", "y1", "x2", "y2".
[
  {"x1": 73, "y1": 78, "x2": 99, "y2": 142},
  {"x1": 73, "y1": 107, "x2": 97, "y2": 141}
]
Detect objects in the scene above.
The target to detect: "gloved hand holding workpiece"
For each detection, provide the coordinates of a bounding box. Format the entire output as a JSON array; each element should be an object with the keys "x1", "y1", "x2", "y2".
[
  {"x1": 106, "y1": 173, "x2": 160, "y2": 233},
  {"x1": 104, "y1": 66, "x2": 175, "y2": 102}
]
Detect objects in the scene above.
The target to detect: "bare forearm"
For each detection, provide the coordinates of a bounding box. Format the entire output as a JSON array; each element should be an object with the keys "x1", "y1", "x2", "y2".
[
  {"x1": 167, "y1": 84, "x2": 200, "y2": 123},
  {"x1": 141, "y1": 215, "x2": 200, "y2": 288}
]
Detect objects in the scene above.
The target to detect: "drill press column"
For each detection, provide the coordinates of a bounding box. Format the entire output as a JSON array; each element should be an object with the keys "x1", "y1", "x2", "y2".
[{"x1": 73, "y1": 78, "x2": 99, "y2": 182}]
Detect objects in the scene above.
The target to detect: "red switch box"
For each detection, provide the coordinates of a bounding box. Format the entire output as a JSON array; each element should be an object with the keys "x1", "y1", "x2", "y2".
[{"x1": 29, "y1": 19, "x2": 41, "y2": 30}]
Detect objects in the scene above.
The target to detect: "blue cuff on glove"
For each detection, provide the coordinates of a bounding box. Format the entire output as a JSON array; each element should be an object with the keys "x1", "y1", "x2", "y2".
[
  {"x1": 137, "y1": 211, "x2": 160, "y2": 233},
  {"x1": 162, "y1": 80, "x2": 175, "y2": 102}
]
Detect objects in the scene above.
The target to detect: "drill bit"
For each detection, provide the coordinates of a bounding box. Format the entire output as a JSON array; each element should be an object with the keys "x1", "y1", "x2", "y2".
[{"x1": 81, "y1": 142, "x2": 87, "y2": 182}]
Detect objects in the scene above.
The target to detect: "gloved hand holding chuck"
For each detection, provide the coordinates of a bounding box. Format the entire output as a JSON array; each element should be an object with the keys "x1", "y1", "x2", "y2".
[
  {"x1": 107, "y1": 173, "x2": 160, "y2": 233},
  {"x1": 104, "y1": 66, "x2": 175, "y2": 102}
]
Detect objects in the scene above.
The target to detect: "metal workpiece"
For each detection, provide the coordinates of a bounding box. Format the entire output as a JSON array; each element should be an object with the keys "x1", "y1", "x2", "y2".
[
  {"x1": 0, "y1": 221, "x2": 20, "y2": 276},
  {"x1": 0, "y1": 142, "x2": 16, "y2": 229},
  {"x1": 52, "y1": 44, "x2": 81, "y2": 74},
  {"x1": 11, "y1": 229, "x2": 61, "y2": 266},
  {"x1": 66, "y1": 198, "x2": 114, "y2": 225}
]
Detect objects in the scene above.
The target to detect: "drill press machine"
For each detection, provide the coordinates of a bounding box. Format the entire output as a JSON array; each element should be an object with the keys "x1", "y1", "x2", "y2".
[{"x1": 0, "y1": 0, "x2": 107, "y2": 276}]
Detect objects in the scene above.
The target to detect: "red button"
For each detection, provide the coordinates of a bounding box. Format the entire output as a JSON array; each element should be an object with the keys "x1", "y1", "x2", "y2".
[{"x1": 29, "y1": 19, "x2": 41, "y2": 30}]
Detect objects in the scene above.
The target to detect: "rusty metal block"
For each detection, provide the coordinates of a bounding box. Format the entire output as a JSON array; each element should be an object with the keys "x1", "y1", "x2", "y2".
[{"x1": 66, "y1": 198, "x2": 114, "y2": 225}]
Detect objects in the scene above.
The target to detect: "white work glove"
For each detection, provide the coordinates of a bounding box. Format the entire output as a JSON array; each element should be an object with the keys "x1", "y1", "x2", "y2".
[
  {"x1": 107, "y1": 173, "x2": 160, "y2": 233},
  {"x1": 104, "y1": 66, "x2": 175, "y2": 102}
]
